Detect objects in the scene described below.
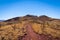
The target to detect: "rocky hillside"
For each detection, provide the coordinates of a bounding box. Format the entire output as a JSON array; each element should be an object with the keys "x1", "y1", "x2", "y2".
[{"x1": 0, "y1": 15, "x2": 60, "y2": 40}]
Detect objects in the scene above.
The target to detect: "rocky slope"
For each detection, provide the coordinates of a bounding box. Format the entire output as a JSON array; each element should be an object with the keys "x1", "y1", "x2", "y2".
[{"x1": 0, "y1": 15, "x2": 60, "y2": 40}]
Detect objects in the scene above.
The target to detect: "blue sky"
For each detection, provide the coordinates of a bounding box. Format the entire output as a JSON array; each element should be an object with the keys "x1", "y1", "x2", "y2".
[{"x1": 0, "y1": 0, "x2": 60, "y2": 20}]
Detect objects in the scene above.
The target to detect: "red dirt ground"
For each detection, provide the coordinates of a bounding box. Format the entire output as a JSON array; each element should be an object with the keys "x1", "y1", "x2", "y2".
[{"x1": 21, "y1": 24, "x2": 60, "y2": 40}]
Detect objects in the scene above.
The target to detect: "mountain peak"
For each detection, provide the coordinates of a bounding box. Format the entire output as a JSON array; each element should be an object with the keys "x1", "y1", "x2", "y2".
[
  {"x1": 0, "y1": 20, "x2": 4, "y2": 22},
  {"x1": 39, "y1": 15, "x2": 51, "y2": 21},
  {"x1": 24, "y1": 15, "x2": 37, "y2": 17},
  {"x1": 39, "y1": 15, "x2": 49, "y2": 18}
]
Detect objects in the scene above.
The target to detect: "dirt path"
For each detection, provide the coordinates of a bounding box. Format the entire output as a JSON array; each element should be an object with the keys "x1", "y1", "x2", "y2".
[
  {"x1": 22, "y1": 23, "x2": 39, "y2": 40},
  {"x1": 22, "y1": 23, "x2": 49, "y2": 40},
  {"x1": 26, "y1": 24, "x2": 40, "y2": 40},
  {"x1": 22, "y1": 23, "x2": 60, "y2": 40}
]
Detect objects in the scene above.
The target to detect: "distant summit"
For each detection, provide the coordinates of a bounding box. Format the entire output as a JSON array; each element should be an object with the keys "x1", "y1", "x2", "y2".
[
  {"x1": 39, "y1": 15, "x2": 52, "y2": 21},
  {"x1": 39, "y1": 15, "x2": 49, "y2": 18},
  {"x1": 0, "y1": 20, "x2": 4, "y2": 22},
  {"x1": 24, "y1": 15, "x2": 37, "y2": 17}
]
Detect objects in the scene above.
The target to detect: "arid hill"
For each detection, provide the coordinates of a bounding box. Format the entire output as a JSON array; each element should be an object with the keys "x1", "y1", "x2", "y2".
[{"x1": 0, "y1": 15, "x2": 60, "y2": 40}]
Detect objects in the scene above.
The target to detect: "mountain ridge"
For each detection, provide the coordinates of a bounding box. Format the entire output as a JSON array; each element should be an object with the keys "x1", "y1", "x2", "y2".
[{"x1": 4, "y1": 15, "x2": 56, "y2": 22}]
